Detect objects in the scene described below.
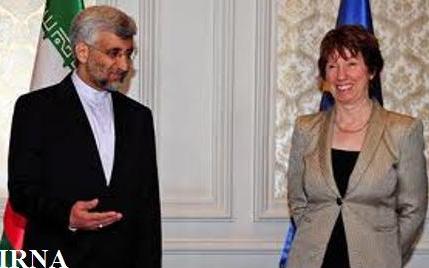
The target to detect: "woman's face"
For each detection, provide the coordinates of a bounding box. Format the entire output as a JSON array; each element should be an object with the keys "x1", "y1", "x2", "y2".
[{"x1": 325, "y1": 49, "x2": 373, "y2": 105}]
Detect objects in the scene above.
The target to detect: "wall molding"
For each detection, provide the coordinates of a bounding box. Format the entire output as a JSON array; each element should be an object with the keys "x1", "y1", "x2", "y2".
[
  {"x1": 163, "y1": 237, "x2": 429, "y2": 255},
  {"x1": 164, "y1": 238, "x2": 282, "y2": 255},
  {"x1": 153, "y1": 0, "x2": 235, "y2": 220},
  {"x1": 253, "y1": 0, "x2": 287, "y2": 221},
  {"x1": 139, "y1": 0, "x2": 157, "y2": 110}
]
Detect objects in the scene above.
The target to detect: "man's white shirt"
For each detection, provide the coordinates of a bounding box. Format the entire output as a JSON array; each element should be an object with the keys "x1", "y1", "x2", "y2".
[{"x1": 72, "y1": 72, "x2": 115, "y2": 185}]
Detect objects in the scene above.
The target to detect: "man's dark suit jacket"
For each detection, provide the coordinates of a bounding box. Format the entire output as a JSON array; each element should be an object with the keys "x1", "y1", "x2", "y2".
[{"x1": 8, "y1": 74, "x2": 161, "y2": 268}]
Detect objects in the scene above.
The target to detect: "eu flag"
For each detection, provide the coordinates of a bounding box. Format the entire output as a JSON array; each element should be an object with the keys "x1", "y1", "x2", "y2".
[
  {"x1": 336, "y1": 0, "x2": 374, "y2": 32},
  {"x1": 319, "y1": 0, "x2": 383, "y2": 111},
  {"x1": 278, "y1": 220, "x2": 296, "y2": 268}
]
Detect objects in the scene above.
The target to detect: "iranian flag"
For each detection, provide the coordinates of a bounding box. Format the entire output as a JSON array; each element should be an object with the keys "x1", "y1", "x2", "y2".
[
  {"x1": 0, "y1": 0, "x2": 84, "y2": 262},
  {"x1": 31, "y1": 0, "x2": 85, "y2": 90}
]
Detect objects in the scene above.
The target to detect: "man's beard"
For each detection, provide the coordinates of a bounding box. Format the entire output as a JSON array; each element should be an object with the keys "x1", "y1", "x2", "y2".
[
  {"x1": 104, "y1": 81, "x2": 121, "y2": 92},
  {"x1": 96, "y1": 71, "x2": 127, "y2": 91}
]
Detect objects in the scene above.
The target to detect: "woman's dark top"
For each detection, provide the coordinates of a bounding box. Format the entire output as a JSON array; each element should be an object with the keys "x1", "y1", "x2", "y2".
[{"x1": 321, "y1": 149, "x2": 359, "y2": 268}]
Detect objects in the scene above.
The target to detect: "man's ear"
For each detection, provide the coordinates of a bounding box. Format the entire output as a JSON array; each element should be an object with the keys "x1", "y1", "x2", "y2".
[{"x1": 74, "y1": 42, "x2": 89, "y2": 64}]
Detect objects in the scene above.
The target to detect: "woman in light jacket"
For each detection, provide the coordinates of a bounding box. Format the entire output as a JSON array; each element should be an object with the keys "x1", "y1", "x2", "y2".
[{"x1": 287, "y1": 25, "x2": 428, "y2": 268}]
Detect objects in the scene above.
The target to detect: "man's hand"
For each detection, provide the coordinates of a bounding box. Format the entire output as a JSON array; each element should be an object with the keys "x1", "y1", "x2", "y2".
[{"x1": 69, "y1": 199, "x2": 122, "y2": 231}]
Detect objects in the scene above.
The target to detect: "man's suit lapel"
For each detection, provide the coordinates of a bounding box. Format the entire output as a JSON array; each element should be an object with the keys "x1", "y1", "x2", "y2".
[
  {"x1": 317, "y1": 109, "x2": 340, "y2": 197},
  {"x1": 109, "y1": 92, "x2": 127, "y2": 188},
  {"x1": 60, "y1": 74, "x2": 107, "y2": 186},
  {"x1": 346, "y1": 101, "x2": 386, "y2": 195},
  {"x1": 61, "y1": 75, "x2": 129, "y2": 187}
]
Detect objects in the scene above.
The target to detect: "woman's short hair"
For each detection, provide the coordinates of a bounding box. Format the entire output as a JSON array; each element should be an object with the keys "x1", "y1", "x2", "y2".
[
  {"x1": 69, "y1": 5, "x2": 136, "y2": 57},
  {"x1": 318, "y1": 25, "x2": 384, "y2": 84}
]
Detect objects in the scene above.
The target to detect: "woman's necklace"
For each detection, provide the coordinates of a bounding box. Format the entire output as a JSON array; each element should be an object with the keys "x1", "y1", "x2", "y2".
[
  {"x1": 335, "y1": 119, "x2": 369, "y2": 133},
  {"x1": 335, "y1": 102, "x2": 372, "y2": 133}
]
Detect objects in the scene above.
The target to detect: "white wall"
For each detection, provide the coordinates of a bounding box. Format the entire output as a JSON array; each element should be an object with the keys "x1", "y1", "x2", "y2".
[{"x1": 109, "y1": 0, "x2": 286, "y2": 267}]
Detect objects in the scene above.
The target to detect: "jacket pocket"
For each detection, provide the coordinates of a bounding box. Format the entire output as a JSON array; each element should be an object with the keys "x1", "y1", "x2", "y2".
[{"x1": 373, "y1": 210, "x2": 398, "y2": 232}]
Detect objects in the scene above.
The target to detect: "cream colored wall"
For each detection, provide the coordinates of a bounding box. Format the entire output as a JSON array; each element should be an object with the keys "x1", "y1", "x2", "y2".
[{"x1": 0, "y1": 1, "x2": 44, "y2": 195}]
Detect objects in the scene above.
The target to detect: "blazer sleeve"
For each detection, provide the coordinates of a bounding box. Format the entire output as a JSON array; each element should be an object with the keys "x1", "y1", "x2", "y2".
[
  {"x1": 8, "y1": 95, "x2": 73, "y2": 229},
  {"x1": 397, "y1": 119, "x2": 428, "y2": 259},
  {"x1": 287, "y1": 118, "x2": 308, "y2": 226},
  {"x1": 135, "y1": 110, "x2": 162, "y2": 268}
]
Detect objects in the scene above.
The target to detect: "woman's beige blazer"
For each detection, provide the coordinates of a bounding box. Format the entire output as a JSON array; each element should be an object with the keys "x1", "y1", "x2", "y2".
[{"x1": 287, "y1": 102, "x2": 428, "y2": 268}]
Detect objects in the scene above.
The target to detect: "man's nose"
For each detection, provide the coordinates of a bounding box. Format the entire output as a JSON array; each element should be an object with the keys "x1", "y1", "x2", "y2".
[{"x1": 116, "y1": 56, "x2": 130, "y2": 72}]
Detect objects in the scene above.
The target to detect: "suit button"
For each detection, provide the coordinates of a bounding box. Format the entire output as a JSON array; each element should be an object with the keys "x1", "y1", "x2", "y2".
[{"x1": 336, "y1": 198, "x2": 342, "y2": 206}]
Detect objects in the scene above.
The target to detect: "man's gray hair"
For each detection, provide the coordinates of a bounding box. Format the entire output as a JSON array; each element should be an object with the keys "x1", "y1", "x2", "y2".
[{"x1": 69, "y1": 5, "x2": 136, "y2": 56}]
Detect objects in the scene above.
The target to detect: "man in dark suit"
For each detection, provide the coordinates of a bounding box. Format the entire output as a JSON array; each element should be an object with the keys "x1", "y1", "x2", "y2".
[{"x1": 8, "y1": 5, "x2": 161, "y2": 268}]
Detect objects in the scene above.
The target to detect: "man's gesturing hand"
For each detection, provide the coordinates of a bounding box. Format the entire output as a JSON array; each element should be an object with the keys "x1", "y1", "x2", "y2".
[{"x1": 69, "y1": 198, "x2": 122, "y2": 231}]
